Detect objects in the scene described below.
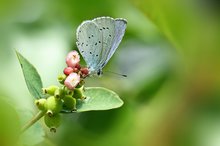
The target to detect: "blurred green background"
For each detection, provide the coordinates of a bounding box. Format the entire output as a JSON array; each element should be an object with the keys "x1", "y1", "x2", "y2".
[{"x1": 0, "y1": 0, "x2": 220, "y2": 146}]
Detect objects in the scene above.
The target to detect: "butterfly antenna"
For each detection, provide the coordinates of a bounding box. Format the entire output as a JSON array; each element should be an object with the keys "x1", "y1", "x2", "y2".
[{"x1": 104, "y1": 71, "x2": 127, "y2": 77}]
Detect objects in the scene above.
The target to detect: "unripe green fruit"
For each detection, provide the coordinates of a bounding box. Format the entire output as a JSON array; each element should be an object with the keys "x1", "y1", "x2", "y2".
[
  {"x1": 57, "y1": 74, "x2": 66, "y2": 84},
  {"x1": 64, "y1": 88, "x2": 74, "y2": 96},
  {"x1": 74, "y1": 86, "x2": 85, "y2": 99},
  {"x1": 63, "y1": 95, "x2": 76, "y2": 111},
  {"x1": 45, "y1": 96, "x2": 63, "y2": 114},
  {"x1": 44, "y1": 113, "x2": 61, "y2": 132},
  {"x1": 54, "y1": 88, "x2": 64, "y2": 99},
  {"x1": 42, "y1": 85, "x2": 59, "y2": 95},
  {"x1": 35, "y1": 99, "x2": 47, "y2": 111},
  {"x1": 76, "y1": 80, "x2": 85, "y2": 88}
]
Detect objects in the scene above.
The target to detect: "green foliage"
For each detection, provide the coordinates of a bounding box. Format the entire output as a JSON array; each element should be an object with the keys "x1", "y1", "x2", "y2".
[
  {"x1": 0, "y1": 98, "x2": 21, "y2": 146},
  {"x1": 16, "y1": 51, "x2": 123, "y2": 113},
  {"x1": 16, "y1": 51, "x2": 44, "y2": 99},
  {"x1": 76, "y1": 87, "x2": 124, "y2": 112}
]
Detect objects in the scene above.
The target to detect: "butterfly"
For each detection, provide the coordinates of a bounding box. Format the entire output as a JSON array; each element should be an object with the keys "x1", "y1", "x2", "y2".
[{"x1": 76, "y1": 16, "x2": 127, "y2": 76}]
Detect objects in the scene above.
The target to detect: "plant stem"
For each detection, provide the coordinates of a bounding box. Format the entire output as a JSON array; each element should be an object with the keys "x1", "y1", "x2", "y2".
[{"x1": 21, "y1": 111, "x2": 45, "y2": 133}]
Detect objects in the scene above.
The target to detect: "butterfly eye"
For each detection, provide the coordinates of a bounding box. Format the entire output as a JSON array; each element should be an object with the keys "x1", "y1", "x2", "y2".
[{"x1": 97, "y1": 69, "x2": 102, "y2": 76}]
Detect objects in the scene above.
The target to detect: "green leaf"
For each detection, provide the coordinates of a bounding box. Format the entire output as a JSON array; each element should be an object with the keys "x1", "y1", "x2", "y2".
[
  {"x1": 76, "y1": 87, "x2": 123, "y2": 112},
  {"x1": 16, "y1": 51, "x2": 44, "y2": 99},
  {"x1": 19, "y1": 109, "x2": 45, "y2": 146}
]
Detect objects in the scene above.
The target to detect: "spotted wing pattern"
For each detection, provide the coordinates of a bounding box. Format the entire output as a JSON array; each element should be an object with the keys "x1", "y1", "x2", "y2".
[
  {"x1": 76, "y1": 17, "x2": 127, "y2": 75},
  {"x1": 76, "y1": 21, "x2": 102, "y2": 69}
]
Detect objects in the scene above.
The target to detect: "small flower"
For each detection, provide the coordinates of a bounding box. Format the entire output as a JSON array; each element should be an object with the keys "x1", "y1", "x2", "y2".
[
  {"x1": 75, "y1": 63, "x2": 81, "y2": 70},
  {"x1": 64, "y1": 73, "x2": 80, "y2": 90},
  {"x1": 66, "y1": 51, "x2": 80, "y2": 68},
  {"x1": 80, "y1": 67, "x2": 89, "y2": 77},
  {"x1": 72, "y1": 67, "x2": 79, "y2": 73},
  {"x1": 63, "y1": 67, "x2": 74, "y2": 75}
]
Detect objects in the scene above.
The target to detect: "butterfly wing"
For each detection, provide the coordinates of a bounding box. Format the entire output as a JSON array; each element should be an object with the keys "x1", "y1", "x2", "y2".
[
  {"x1": 76, "y1": 21, "x2": 103, "y2": 71},
  {"x1": 92, "y1": 17, "x2": 127, "y2": 69},
  {"x1": 92, "y1": 17, "x2": 116, "y2": 70},
  {"x1": 104, "y1": 18, "x2": 127, "y2": 66},
  {"x1": 76, "y1": 17, "x2": 127, "y2": 75}
]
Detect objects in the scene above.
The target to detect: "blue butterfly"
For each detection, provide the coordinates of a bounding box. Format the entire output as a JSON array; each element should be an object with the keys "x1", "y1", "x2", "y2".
[{"x1": 76, "y1": 16, "x2": 127, "y2": 76}]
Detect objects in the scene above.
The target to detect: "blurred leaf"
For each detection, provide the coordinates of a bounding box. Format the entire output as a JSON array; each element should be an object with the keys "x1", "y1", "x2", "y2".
[
  {"x1": 76, "y1": 87, "x2": 123, "y2": 112},
  {"x1": 78, "y1": 109, "x2": 121, "y2": 134},
  {"x1": 113, "y1": 42, "x2": 174, "y2": 102},
  {"x1": 0, "y1": 97, "x2": 21, "y2": 146},
  {"x1": 133, "y1": 0, "x2": 200, "y2": 51},
  {"x1": 16, "y1": 51, "x2": 44, "y2": 99}
]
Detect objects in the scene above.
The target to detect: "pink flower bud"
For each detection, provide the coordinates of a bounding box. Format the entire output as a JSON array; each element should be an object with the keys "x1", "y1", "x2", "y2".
[
  {"x1": 72, "y1": 67, "x2": 79, "y2": 73},
  {"x1": 66, "y1": 51, "x2": 80, "y2": 68},
  {"x1": 75, "y1": 63, "x2": 81, "y2": 70},
  {"x1": 80, "y1": 67, "x2": 89, "y2": 77},
  {"x1": 63, "y1": 67, "x2": 74, "y2": 75},
  {"x1": 64, "y1": 73, "x2": 80, "y2": 90}
]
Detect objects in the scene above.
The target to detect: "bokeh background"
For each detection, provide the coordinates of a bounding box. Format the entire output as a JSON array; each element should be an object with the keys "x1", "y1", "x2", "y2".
[{"x1": 0, "y1": 0, "x2": 220, "y2": 146}]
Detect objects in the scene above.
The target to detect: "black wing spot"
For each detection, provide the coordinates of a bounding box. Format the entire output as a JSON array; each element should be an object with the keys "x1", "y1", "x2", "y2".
[
  {"x1": 86, "y1": 44, "x2": 88, "y2": 46},
  {"x1": 96, "y1": 54, "x2": 98, "y2": 57},
  {"x1": 89, "y1": 52, "x2": 92, "y2": 54},
  {"x1": 109, "y1": 34, "x2": 111, "y2": 37},
  {"x1": 95, "y1": 43, "x2": 97, "y2": 45},
  {"x1": 82, "y1": 51, "x2": 84, "y2": 53},
  {"x1": 106, "y1": 27, "x2": 109, "y2": 29},
  {"x1": 79, "y1": 30, "x2": 81, "y2": 33},
  {"x1": 103, "y1": 27, "x2": 105, "y2": 29},
  {"x1": 91, "y1": 35, "x2": 94, "y2": 37},
  {"x1": 100, "y1": 29, "x2": 102, "y2": 31},
  {"x1": 99, "y1": 41, "x2": 101, "y2": 43},
  {"x1": 89, "y1": 36, "x2": 91, "y2": 39}
]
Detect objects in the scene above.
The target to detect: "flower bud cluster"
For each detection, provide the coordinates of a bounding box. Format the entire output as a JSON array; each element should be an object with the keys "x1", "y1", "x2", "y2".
[
  {"x1": 63, "y1": 50, "x2": 89, "y2": 90},
  {"x1": 35, "y1": 50, "x2": 88, "y2": 132}
]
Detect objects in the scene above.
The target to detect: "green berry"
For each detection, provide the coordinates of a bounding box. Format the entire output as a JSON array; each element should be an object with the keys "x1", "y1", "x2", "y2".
[
  {"x1": 73, "y1": 86, "x2": 85, "y2": 99},
  {"x1": 35, "y1": 99, "x2": 47, "y2": 111},
  {"x1": 45, "y1": 96, "x2": 63, "y2": 114},
  {"x1": 42, "y1": 85, "x2": 59, "y2": 95},
  {"x1": 54, "y1": 88, "x2": 64, "y2": 99},
  {"x1": 57, "y1": 74, "x2": 66, "y2": 84},
  {"x1": 64, "y1": 88, "x2": 74, "y2": 96},
  {"x1": 44, "y1": 113, "x2": 61, "y2": 132},
  {"x1": 63, "y1": 95, "x2": 76, "y2": 111}
]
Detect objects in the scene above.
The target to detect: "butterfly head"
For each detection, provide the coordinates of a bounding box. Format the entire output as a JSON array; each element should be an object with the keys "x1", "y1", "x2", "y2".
[
  {"x1": 88, "y1": 67, "x2": 103, "y2": 77},
  {"x1": 97, "y1": 69, "x2": 103, "y2": 76}
]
